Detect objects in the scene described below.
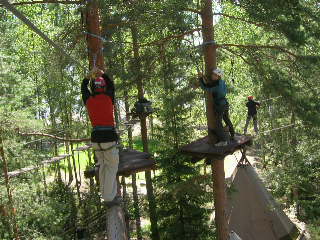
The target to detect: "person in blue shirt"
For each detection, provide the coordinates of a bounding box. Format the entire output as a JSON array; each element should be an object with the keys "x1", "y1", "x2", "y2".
[{"x1": 198, "y1": 68, "x2": 235, "y2": 146}]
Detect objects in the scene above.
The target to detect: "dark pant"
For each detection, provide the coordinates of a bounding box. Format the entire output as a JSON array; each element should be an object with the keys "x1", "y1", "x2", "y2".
[
  {"x1": 214, "y1": 104, "x2": 235, "y2": 142},
  {"x1": 244, "y1": 114, "x2": 258, "y2": 134}
]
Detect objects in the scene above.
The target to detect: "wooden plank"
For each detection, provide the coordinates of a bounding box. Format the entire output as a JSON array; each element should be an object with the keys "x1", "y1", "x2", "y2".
[
  {"x1": 84, "y1": 149, "x2": 155, "y2": 178},
  {"x1": 8, "y1": 166, "x2": 39, "y2": 177},
  {"x1": 42, "y1": 154, "x2": 71, "y2": 164},
  {"x1": 6, "y1": 153, "x2": 71, "y2": 178},
  {"x1": 180, "y1": 134, "x2": 252, "y2": 160},
  {"x1": 119, "y1": 149, "x2": 155, "y2": 176},
  {"x1": 73, "y1": 144, "x2": 92, "y2": 152}
]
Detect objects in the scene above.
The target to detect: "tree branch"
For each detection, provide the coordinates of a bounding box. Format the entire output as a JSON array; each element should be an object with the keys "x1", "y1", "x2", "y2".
[
  {"x1": 0, "y1": 0, "x2": 82, "y2": 6},
  {"x1": 220, "y1": 47, "x2": 252, "y2": 65},
  {"x1": 217, "y1": 43, "x2": 298, "y2": 58},
  {"x1": 140, "y1": 27, "x2": 202, "y2": 47},
  {"x1": 183, "y1": 8, "x2": 202, "y2": 15},
  {"x1": 19, "y1": 131, "x2": 90, "y2": 142},
  {"x1": 213, "y1": 13, "x2": 269, "y2": 28}
]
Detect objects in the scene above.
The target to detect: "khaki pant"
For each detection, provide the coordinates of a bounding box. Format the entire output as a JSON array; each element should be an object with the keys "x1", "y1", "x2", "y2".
[{"x1": 92, "y1": 142, "x2": 119, "y2": 202}]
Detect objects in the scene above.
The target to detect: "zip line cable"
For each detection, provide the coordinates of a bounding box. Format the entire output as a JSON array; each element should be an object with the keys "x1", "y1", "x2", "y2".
[
  {"x1": 0, "y1": 0, "x2": 83, "y2": 68},
  {"x1": 259, "y1": 86, "x2": 320, "y2": 103}
]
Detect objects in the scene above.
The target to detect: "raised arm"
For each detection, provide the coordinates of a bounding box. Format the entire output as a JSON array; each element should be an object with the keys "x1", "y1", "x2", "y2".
[
  {"x1": 198, "y1": 74, "x2": 219, "y2": 93},
  {"x1": 102, "y1": 73, "x2": 115, "y2": 104},
  {"x1": 81, "y1": 78, "x2": 90, "y2": 105}
]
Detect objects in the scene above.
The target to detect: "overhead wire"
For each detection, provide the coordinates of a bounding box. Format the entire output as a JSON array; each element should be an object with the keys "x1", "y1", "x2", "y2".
[{"x1": 0, "y1": 0, "x2": 83, "y2": 68}]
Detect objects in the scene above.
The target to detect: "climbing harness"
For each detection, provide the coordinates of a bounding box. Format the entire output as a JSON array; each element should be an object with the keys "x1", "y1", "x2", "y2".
[{"x1": 94, "y1": 142, "x2": 119, "y2": 152}]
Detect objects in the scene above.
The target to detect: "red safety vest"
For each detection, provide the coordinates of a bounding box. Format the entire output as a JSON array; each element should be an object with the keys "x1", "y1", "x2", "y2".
[{"x1": 86, "y1": 94, "x2": 115, "y2": 127}]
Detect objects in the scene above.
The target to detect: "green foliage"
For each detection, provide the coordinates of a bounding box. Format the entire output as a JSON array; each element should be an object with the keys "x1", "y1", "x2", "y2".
[
  {"x1": 0, "y1": 180, "x2": 77, "y2": 239},
  {"x1": 155, "y1": 150, "x2": 214, "y2": 240},
  {"x1": 1, "y1": 0, "x2": 320, "y2": 238},
  {"x1": 234, "y1": 0, "x2": 320, "y2": 46}
]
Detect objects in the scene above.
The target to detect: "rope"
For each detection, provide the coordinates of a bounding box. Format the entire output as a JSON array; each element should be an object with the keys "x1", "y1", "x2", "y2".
[
  {"x1": 61, "y1": 208, "x2": 107, "y2": 236},
  {"x1": 0, "y1": 0, "x2": 82, "y2": 67},
  {"x1": 260, "y1": 123, "x2": 297, "y2": 135},
  {"x1": 83, "y1": 31, "x2": 107, "y2": 42},
  {"x1": 258, "y1": 86, "x2": 320, "y2": 103}
]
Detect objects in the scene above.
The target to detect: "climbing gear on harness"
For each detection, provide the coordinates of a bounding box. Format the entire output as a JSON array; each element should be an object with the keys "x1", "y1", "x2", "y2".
[
  {"x1": 95, "y1": 142, "x2": 118, "y2": 152},
  {"x1": 93, "y1": 126, "x2": 115, "y2": 131}
]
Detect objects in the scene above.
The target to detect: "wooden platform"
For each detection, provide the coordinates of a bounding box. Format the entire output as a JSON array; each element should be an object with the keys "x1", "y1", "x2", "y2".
[
  {"x1": 180, "y1": 134, "x2": 252, "y2": 162},
  {"x1": 84, "y1": 148, "x2": 155, "y2": 178},
  {"x1": 118, "y1": 149, "x2": 155, "y2": 176}
]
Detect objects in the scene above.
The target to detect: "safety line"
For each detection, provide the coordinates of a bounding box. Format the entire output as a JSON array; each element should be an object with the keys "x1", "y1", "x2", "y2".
[{"x1": 0, "y1": 0, "x2": 82, "y2": 67}]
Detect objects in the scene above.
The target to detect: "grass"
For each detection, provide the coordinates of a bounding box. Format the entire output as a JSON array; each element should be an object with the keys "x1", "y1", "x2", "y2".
[
  {"x1": 131, "y1": 137, "x2": 161, "y2": 153},
  {"x1": 58, "y1": 145, "x2": 93, "y2": 172}
]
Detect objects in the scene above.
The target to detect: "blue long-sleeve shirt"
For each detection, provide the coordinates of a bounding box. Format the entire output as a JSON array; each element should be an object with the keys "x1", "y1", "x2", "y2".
[{"x1": 199, "y1": 77, "x2": 228, "y2": 106}]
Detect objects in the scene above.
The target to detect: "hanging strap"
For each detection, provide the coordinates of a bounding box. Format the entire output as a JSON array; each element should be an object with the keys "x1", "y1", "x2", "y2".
[{"x1": 95, "y1": 143, "x2": 118, "y2": 152}]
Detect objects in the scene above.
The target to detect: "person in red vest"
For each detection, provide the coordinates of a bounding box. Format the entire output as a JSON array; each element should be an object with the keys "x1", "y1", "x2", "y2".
[{"x1": 81, "y1": 68, "x2": 119, "y2": 204}]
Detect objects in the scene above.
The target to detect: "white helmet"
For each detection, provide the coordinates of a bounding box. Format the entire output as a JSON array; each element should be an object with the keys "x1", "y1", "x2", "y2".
[{"x1": 212, "y1": 68, "x2": 224, "y2": 78}]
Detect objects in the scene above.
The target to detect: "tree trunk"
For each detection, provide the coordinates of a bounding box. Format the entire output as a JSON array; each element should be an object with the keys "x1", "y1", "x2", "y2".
[
  {"x1": 106, "y1": 206, "x2": 128, "y2": 240},
  {"x1": 124, "y1": 89, "x2": 143, "y2": 240},
  {"x1": 201, "y1": 0, "x2": 229, "y2": 239},
  {"x1": 65, "y1": 141, "x2": 74, "y2": 186},
  {"x1": 0, "y1": 130, "x2": 20, "y2": 240},
  {"x1": 71, "y1": 142, "x2": 81, "y2": 200},
  {"x1": 121, "y1": 176, "x2": 131, "y2": 239},
  {"x1": 131, "y1": 25, "x2": 160, "y2": 240},
  {"x1": 85, "y1": 0, "x2": 104, "y2": 69}
]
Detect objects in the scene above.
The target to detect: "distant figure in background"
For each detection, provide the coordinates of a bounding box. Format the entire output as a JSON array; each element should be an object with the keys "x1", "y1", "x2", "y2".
[
  {"x1": 81, "y1": 68, "x2": 119, "y2": 205},
  {"x1": 244, "y1": 96, "x2": 261, "y2": 135},
  {"x1": 198, "y1": 68, "x2": 235, "y2": 147}
]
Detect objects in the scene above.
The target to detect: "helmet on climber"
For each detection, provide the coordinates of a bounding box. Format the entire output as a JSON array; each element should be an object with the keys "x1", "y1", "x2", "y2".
[
  {"x1": 212, "y1": 68, "x2": 224, "y2": 78},
  {"x1": 93, "y1": 77, "x2": 107, "y2": 92},
  {"x1": 248, "y1": 96, "x2": 254, "y2": 100}
]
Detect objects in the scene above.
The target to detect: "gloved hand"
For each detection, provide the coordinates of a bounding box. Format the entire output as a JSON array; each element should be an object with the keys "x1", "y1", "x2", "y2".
[{"x1": 86, "y1": 67, "x2": 104, "y2": 79}]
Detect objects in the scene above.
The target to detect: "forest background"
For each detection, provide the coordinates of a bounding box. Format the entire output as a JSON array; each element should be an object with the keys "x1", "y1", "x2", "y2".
[{"x1": 0, "y1": 0, "x2": 320, "y2": 239}]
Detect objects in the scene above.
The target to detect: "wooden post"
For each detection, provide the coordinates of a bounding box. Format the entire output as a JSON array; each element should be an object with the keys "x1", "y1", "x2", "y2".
[
  {"x1": 201, "y1": 0, "x2": 229, "y2": 239},
  {"x1": 124, "y1": 89, "x2": 143, "y2": 240},
  {"x1": 131, "y1": 25, "x2": 160, "y2": 240},
  {"x1": 121, "y1": 176, "x2": 131, "y2": 239},
  {"x1": 71, "y1": 142, "x2": 81, "y2": 200}
]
